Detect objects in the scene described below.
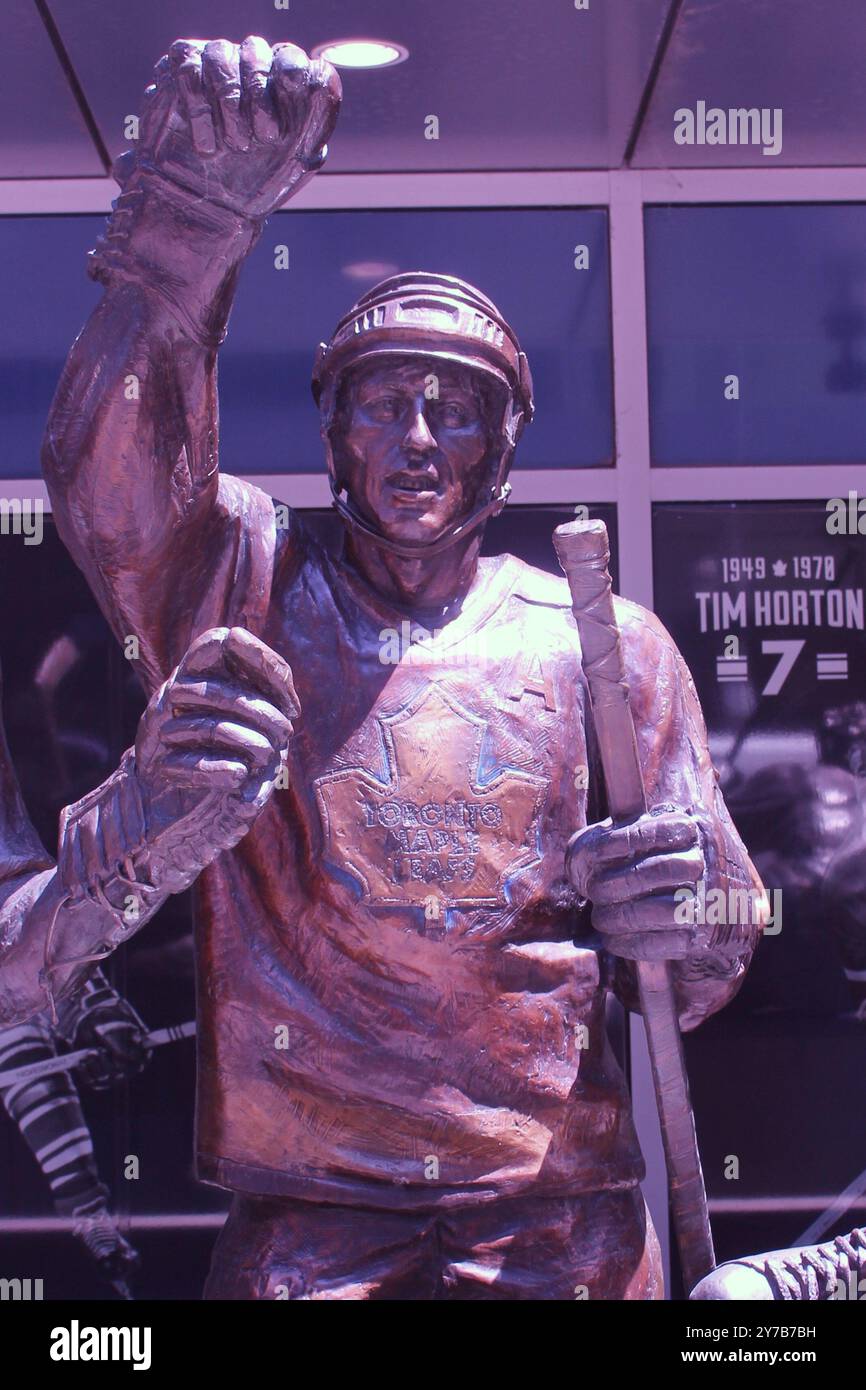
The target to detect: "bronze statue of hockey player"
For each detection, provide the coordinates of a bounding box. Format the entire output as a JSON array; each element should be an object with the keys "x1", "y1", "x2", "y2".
[{"x1": 40, "y1": 36, "x2": 763, "y2": 1299}]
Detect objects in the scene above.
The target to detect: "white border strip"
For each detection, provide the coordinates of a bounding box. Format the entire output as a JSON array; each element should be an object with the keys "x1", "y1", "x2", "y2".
[
  {"x1": 3, "y1": 1194, "x2": 860, "y2": 1234},
  {"x1": 0, "y1": 171, "x2": 611, "y2": 216},
  {"x1": 640, "y1": 166, "x2": 866, "y2": 204},
  {"x1": 0, "y1": 472, "x2": 619, "y2": 510},
  {"x1": 243, "y1": 469, "x2": 620, "y2": 508},
  {"x1": 0, "y1": 468, "x2": 859, "y2": 510},
  {"x1": 710, "y1": 1196, "x2": 866, "y2": 1216},
  {"x1": 4, "y1": 167, "x2": 866, "y2": 217},
  {"x1": 0, "y1": 1213, "x2": 226, "y2": 1233},
  {"x1": 650, "y1": 465, "x2": 866, "y2": 499}
]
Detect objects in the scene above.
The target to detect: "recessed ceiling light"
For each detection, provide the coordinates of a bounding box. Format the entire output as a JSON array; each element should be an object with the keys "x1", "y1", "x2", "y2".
[
  {"x1": 312, "y1": 38, "x2": 408, "y2": 70},
  {"x1": 343, "y1": 261, "x2": 401, "y2": 282}
]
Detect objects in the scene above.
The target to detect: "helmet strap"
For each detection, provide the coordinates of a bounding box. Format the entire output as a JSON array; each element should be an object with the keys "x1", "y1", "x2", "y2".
[{"x1": 330, "y1": 476, "x2": 511, "y2": 560}]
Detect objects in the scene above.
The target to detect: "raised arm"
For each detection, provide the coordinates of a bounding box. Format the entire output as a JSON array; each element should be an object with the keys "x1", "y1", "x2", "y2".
[{"x1": 43, "y1": 37, "x2": 340, "y2": 687}]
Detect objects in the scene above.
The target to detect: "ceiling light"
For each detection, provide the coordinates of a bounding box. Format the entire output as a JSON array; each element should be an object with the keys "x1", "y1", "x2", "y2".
[
  {"x1": 343, "y1": 261, "x2": 400, "y2": 282},
  {"x1": 312, "y1": 38, "x2": 408, "y2": 70}
]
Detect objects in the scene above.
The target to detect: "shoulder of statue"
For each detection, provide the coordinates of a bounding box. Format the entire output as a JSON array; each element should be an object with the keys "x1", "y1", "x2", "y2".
[
  {"x1": 188, "y1": 475, "x2": 300, "y2": 639},
  {"x1": 611, "y1": 596, "x2": 695, "y2": 726},
  {"x1": 614, "y1": 595, "x2": 679, "y2": 661},
  {"x1": 507, "y1": 555, "x2": 573, "y2": 610}
]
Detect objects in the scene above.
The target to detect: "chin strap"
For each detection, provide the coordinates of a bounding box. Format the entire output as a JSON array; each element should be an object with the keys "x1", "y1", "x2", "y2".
[{"x1": 329, "y1": 479, "x2": 511, "y2": 560}]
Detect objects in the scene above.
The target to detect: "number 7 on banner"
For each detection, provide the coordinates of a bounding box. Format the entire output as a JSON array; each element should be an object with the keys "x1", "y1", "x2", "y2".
[{"x1": 761, "y1": 639, "x2": 805, "y2": 696}]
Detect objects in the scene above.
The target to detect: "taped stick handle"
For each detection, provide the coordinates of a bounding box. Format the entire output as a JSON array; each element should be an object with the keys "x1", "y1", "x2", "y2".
[
  {"x1": 554, "y1": 518, "x2": 715, "y2": 1293},
  {"x1": 553, "y1": 520, "x2": 647, "y2": 821}
]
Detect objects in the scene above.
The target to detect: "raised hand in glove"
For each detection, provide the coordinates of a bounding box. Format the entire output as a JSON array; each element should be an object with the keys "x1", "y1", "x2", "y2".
[
  {"x1": 131, "y1": 625, "x2": 299, "y2": 890},
  {"x1": 89, "y1": 35, "x2": 341, "y2": 343},
  {"x1": 119, "y1": 35, "x2": 342, "y2": 216}
]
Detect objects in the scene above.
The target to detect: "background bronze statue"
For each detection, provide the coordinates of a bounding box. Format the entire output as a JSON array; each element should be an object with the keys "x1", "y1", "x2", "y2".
[
  {"x1": 0, "y1": 658, "x2": 146, "y2": 1294},
  {"x1": 0, "y1": 975, "x2": 145, "y2": 1298},
  {"x1": 39, "y1": 35, "x2": 764, "y2": 1299}
]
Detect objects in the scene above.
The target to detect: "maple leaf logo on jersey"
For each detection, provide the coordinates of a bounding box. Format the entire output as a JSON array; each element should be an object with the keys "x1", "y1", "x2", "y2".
[{"x1": 314, "y1": 685, "x2": 547, "y2": 915}]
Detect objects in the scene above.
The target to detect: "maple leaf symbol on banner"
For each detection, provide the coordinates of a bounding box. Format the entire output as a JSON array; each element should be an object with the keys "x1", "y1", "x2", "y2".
[{"x1": 314, "y1": 685, "x2": 547, "y2": 913}]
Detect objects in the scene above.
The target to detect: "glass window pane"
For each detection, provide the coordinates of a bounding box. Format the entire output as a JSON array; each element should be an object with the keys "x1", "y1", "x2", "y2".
[
  {"x1": 0, "y1": 209, "x2": 614, "y2": 480},
  {"x1": 647, "y1": 205, "x2": 866, "y2": 466}
]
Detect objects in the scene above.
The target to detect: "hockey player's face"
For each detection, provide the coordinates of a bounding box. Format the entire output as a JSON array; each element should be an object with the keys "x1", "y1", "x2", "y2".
[{"x1": 340, "y1": 359, "x2": 492, "y2": 546}]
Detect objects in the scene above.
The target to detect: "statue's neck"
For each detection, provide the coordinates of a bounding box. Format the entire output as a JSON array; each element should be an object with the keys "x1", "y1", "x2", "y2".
[{"x1": 342, "y1": 529, "x2": 483, "y2": 616}]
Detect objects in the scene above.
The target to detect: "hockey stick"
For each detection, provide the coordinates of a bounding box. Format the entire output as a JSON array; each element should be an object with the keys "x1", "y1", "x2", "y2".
[
  {"x1": 0, "y1": 1020, "x2": 196, "y2": 1090},
  {"x1": 554, "y1": 517, "x2": 715, "y2": 1293}
]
